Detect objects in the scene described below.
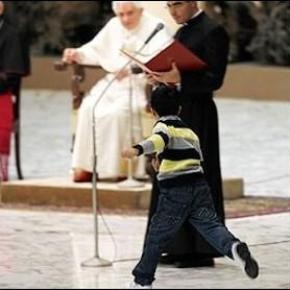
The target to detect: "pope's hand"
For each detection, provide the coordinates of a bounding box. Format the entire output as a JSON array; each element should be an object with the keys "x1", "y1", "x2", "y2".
[
  {"x1": 62, "y1": 48, "x2": 80, "y2": 64},
  {"x1": 114, "y1": 69, "x2": 130, "y2": 81}
]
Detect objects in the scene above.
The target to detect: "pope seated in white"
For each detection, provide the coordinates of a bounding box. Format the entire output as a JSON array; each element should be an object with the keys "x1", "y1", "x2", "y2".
[{"x1": 62, "y1": 1, "x2": 172, "y2": 182}]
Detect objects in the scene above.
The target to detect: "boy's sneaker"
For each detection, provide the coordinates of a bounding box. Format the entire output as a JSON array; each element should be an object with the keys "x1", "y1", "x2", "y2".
[
  {"x1": 231, "y1": 242, "x2": 259, "y2": 279},
  {"x1": 126, "y1": 281, "x2": 152, "y2": 289}
]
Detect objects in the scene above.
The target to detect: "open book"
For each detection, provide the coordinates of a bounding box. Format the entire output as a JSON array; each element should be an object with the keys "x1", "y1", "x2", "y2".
[{"x1": 121, "y1": 39, "x2": 207, "y2": 75}]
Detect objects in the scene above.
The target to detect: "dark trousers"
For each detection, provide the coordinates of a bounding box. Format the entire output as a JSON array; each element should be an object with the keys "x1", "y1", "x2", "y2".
[{"x1": 133, "y1": 175, "x2": 238, "y2": 285}]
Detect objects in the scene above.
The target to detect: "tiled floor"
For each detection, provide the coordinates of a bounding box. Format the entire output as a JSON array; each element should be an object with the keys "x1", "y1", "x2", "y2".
[
  {"x1": 0, "y1": 209, "x2": 289, "y2": 289},
  {"x1": 3, "y1": 90, "x2": 289, "y2": 288}
]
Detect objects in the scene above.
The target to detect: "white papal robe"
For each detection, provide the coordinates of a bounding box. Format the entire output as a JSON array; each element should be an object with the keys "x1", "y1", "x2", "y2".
[{"x1": 72, "y1": 12, "x2": 172, "y2": 179}]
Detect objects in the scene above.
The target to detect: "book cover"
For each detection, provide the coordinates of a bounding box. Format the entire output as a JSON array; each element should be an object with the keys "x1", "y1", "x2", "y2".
[{"x1": 121, "y1": 39, "x2": 207, "y2": 74}]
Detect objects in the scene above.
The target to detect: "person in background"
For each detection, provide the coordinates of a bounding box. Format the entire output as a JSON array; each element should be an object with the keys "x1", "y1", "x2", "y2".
[{"x1": 0, "y1": 1, "x2": 30, "y2": 181}]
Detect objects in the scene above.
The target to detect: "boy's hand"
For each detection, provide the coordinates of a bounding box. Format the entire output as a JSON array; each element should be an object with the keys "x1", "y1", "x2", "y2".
[
  {"x1": 121, "y1": 148, "x2": 139, "y2": 159},
  {"x1": 151, "y1": 157, "x2": 160, "y2": 172}
]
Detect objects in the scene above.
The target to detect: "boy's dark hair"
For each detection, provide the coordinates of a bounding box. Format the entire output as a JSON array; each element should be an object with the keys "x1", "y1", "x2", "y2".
[{"x1": 150, "y1": 84, "x2": 180, "y2": 117}]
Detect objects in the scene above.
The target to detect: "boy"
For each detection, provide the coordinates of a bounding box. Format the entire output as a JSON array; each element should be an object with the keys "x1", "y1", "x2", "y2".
[{"x1": 122, "y1": 85, "x2": 259, "y2": 289}]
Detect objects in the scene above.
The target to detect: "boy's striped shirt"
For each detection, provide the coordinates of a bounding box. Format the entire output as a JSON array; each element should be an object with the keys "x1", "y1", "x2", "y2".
[{"x1": 134, "y1": 115, "x2": 203, "y2": 184}]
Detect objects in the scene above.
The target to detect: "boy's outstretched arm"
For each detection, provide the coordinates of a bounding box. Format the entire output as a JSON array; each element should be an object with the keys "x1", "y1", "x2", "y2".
[
  {"x1": 121, "y1": 148, "x2": 139, "y2": 159},
  {"x1": 122, "y1": 123, "x2": 169, "y2": 160}
]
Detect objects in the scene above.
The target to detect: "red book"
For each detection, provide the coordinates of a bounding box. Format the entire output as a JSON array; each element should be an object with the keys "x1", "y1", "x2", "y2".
[{"x1": 121, "y1": 39, "x2": 207, "y2": 75}]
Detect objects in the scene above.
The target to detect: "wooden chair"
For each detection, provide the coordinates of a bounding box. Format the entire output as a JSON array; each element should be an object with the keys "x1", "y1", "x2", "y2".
[
  {"x1": 54, "y1": 62, "x2": 99, "y2": 110},
  {"x1": 54, "y1": 61, "x2": 154, "y2": 138},
  {"x1": 54, "y1": 62, "x2": 105, "y2": 152}
]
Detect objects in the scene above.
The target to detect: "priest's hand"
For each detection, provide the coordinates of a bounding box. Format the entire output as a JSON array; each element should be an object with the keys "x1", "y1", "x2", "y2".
[
  {"x1": 152, "y1": 62, "x2": 181, "y2": 85},
  {"x1": 145, "y1": 73, "x2": 160, "y2": 86},
  {"x1": 62, "y1": 48, "x2": 80, "y2": 64}
]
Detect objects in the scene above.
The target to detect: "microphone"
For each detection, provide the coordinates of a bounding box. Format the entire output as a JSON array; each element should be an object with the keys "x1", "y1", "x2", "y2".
[{"x1": 144, "y1": 23, "x2": 164, "y2": 45}]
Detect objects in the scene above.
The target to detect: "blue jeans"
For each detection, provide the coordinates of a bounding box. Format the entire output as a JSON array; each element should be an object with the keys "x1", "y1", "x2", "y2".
[{"x1": 133, "y1": 175, "x2": 238, "y2": 286}]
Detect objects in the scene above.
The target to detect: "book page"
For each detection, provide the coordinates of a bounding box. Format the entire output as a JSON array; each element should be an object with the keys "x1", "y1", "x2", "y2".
[{"x1": 120, "y1": 49, "x2": 162, "y2": 76}]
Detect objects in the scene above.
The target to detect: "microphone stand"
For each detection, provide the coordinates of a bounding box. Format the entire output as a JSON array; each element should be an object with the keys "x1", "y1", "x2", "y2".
[
  {"x1": 118, "y1": 26, "x2": 164, "y2": 188},
  {"x1": 117, "y1": 70, "x2": 145, "y2": 188},
  {"x1": 81, "y1": 35, "x2": 159, "y2": 267}
]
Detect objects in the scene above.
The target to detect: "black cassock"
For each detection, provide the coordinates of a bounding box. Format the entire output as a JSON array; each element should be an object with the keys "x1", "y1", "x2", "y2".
[
  {"x1": 0, "y1": 19, "x2": 30, "y2": 94},
  {"x1": 145, "y1": 12, "x2": 230, "y2": 258}
]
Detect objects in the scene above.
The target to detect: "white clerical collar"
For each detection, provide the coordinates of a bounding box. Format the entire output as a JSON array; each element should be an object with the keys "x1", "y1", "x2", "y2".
[
  {"x1": 183, "y1": 9, "x2": 203, "y2": 25},
  {"x1": 192, "y1": 9, "x2": 203, "y2": 19}
]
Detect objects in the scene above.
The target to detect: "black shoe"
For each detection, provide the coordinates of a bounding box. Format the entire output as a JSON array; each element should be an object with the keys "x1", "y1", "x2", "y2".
[
  {"x1": 174, "y1": 257, "x2": 215, "y2": 268},
  {"x1": 232, "y1": 242, "x2": 259, "y2": 279}
]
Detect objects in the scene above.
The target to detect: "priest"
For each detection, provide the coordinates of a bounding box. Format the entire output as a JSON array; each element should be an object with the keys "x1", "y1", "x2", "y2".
[{"x1": 146, "y1": 1, "x2": 230, "y2": 268}]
